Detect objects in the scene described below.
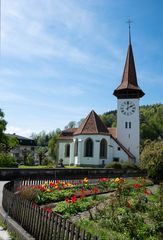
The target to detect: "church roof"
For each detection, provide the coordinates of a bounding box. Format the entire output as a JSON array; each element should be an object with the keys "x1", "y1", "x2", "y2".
[
  {"x1": 74, "y1": 110, "x2": 109, "y2": 135},
  {"x1": 107, "y1": 128, "x2": 117, "y2": 138},
  {"x1": 113, "y1": 40, "x2": 144, "y2": 99},
  {"x1": 58, "y1": 128, "x2": 77, "y2": 140}
]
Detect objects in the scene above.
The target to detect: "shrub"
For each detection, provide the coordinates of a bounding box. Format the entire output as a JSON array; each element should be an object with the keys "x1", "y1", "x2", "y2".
[
  {"x1": 42, "y1": 157, "x2": 54, "y2": 166},
  {"x1": 140, "y1": 140, "x2": 163, "y2": 181},
  {"x1": 105, "y1": 162, "x2": 122, "y2": 169},
  {"x1": 26, "y1": 153, "x2": 34, "y2": 166},
  {"x1": 122, "y1": 163, "x2": 139, "y2": 170},
  {"x1": 18, "y1": 187, "x2": 41, "y2": 201},
  {"x1": 0, "y1": 152, "x2": 18, "y2": 167}
]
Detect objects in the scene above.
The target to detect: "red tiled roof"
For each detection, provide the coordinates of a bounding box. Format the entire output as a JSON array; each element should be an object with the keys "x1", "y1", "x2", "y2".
[
  {"x1": 113, "y1": 42, "x2": 144, "y2": 98},
  {"x1": 107, "y1": 128, "x2": 117, "y2": 138},
  {"x1": 74, "y1": 110, "x2": 109, "y2": 135},
  {"x1": 58, "y1": 128, "x2": 77, "y2": 140}
]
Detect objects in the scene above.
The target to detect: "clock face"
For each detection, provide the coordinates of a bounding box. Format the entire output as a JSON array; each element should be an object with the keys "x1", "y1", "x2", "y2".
[{"x1": 120, "y1": 101, "x2": 136, "y2": 116}]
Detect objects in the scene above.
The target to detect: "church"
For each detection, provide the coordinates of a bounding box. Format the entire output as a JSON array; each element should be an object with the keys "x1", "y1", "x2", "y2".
[{"x1": 57, "y1": 31, "x2": 144, "y2": 167}]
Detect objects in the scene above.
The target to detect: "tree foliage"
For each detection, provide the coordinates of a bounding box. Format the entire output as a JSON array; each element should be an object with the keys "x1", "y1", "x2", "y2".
[
  {"x1": 0, "y1": 109, "x2": 18, "y2": 167},
  {"x1": 65, "y1": 121, "x2": 76, "y2": 129},
  {"x1": 140, "y1": 140, "x2": 163, "y2": 180},
  {"x1": 31, "y1": 131, "x2": 49, "y2": 146},
  {"x1": 140, "y1": 103, "x2": 163, "y2": 143},
  {"x1": 48, "y1": 132, "x2": 60, "y2": 162},
  {"x1": 0, "y1": 109, "x2": 18, "y2": 152},
  {"x1": 100, "y1": 110, "x2": 117, "y2": 128},
  {"x1": 31, "y1": 128, "x2": 61, "y2": 165},
  {"x1": 0, "y1": 152, "x2": 18, "y2": 167}
]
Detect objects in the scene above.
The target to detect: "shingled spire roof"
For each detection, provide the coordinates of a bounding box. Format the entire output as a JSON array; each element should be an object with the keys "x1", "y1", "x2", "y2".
[
  {"x1": 74, "y1": 110, "x2": 109, "y2": 135},
  {"x1": 113, "y1": 33, "x2": 144, "y2": 99}
]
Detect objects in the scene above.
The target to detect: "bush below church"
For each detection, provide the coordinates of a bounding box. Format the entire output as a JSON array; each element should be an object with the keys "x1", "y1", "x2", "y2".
[
  {"x1": 105, "y1": 162, "x2": 139, "y2": 170},
  {"x1": 0, "y1": 152, "x2": 18, "y2": 167}
]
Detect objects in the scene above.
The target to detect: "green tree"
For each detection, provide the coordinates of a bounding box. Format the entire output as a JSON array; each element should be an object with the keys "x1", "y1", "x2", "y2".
[
  {"x1": 0, "y1": 152, "x2": 18, "y2": 167},
  {"x1": 32, "y1": 130, "x2": 49, "y2": 146},
  {"x1": 65, "y1": 121, "x2": 76, "y2": 129},
  {"x1": 36, "y1": 146, "x2": 48, "y2": 165},
  {"x1": 100, "y1": 110, "x2": 117, "y2": 127},
  {"x1": 0, "y1": 109, "x2": 18, "y2": 167},
  {"x1": 0, "y1": 109, "x2": 8, "y2": 151},
  {"x1": 0, "y1": 109, "x2": 18, "y2": 152},
  {"x1": 48, "y1": 130, "x2": 61, "y2": 163},
  {"x1": 140, "y1": 104, "x2": 163, "y2": 143},
  {"x1": 140, "y1": 140, "x2": 163, "y2": 180}
]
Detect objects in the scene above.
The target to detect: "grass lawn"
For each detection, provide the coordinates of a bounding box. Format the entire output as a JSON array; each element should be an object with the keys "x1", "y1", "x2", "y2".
[{"x1": 18, "y1": 165, "x2": 50, "y2": 169}]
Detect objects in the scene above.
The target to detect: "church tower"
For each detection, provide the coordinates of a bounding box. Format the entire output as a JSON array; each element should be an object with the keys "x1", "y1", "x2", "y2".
[{"x1": 113, "y1": 28, "x2": 144, "y2": 162}]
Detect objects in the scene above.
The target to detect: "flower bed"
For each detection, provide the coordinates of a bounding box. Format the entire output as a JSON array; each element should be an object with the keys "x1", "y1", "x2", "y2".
[
  {"x1": 16, "y1": 177, "x2": 162, "y2": 239},
  {"x1": 75, "y1": 181, "x2": 163, "y2": 240}
]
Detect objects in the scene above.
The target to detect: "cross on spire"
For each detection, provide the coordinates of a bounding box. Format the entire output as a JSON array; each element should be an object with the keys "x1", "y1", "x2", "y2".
[{"x1": 126, "y1": 18, "x2": 133, "y2": 44}]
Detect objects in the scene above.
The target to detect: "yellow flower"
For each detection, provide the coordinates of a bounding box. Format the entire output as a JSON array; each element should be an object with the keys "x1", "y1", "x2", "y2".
[
  {"x1": 114, "y1": 178, "x2": 120, "y2": 183},
  {"x1": 67, "y1": 183, "x2": 73, "y2": 187},
  {"x1": 46, "y1": 189, "x2": 50, "y2": 192},
  {"x1": 83, "y1": 177, "x2": 88, "y2": 183}
]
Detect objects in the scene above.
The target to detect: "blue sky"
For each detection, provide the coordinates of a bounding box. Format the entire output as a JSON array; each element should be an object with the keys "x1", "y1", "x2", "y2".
[{"x1": 1, "y1": 0, "x2": 163, "y2": 137}]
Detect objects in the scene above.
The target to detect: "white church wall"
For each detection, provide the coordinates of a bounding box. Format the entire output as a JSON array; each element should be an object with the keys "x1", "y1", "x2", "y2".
[
  {"x1": 110, "y1": 138, "x2": 129, "y2": 162},
  {"x1": 74, "y1": 135, "x2": 112, "y2": 166},
  {"x1": 58, "y1": 135, "x2": 131, "y2": 166},
  {"x1": 58, "y1": 140, "x2": 74, "y2": 165}
]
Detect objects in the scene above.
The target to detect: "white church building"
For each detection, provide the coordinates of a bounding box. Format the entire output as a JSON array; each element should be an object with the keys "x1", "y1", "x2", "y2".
[{"x1": 58, "y1": 33, "x2": 144, "y2": 167}]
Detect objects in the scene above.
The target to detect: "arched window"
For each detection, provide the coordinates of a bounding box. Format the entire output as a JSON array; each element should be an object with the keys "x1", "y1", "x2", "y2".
[
  {"x1": 65, "y1": 144, "x2": 70, "y2": 157},
  {"x1": 74, "y1": 139, "x2": 78, "y2": 156},
  {"x1": 100, "y1": 139, "x2": 107, "y2": 159},
  {"x1": 84, "y1": 138, "x2": 93, "y2": 157}
]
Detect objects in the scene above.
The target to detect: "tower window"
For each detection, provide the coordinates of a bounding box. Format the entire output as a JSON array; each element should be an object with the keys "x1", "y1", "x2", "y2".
[{"x1": 125, "y1": 122, "x2": 131, "y2": 129}]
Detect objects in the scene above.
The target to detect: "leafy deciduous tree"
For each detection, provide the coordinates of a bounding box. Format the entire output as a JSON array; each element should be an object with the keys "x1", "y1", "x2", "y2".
[{"x1": 140, "y1": 140, "x2": 163, "y2": 180}]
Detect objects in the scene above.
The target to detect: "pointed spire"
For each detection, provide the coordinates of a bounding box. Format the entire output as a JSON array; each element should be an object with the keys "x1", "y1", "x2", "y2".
[
  {"x1": 127, "y1": 18, "x2": 132, "y2": 45},
  {"x1": 113, "y1": 25, "x2": 144, "y2": 99},
  {"x1": 74, "y1": 110, "x2": 109, "y2": 135}
]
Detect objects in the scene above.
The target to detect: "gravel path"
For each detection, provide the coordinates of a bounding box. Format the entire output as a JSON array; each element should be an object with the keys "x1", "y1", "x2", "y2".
[{"x1": 0, "y1": 226, "x2": 11, "y2": 240}]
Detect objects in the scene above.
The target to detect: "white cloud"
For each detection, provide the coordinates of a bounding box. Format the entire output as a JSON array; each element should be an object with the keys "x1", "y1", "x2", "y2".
[
  {"x1": 2, "y1": 0, "x2": 122, "y2": 67},
  {"x1": 6, "y1": 126, "x2": 34, "y2": 138},
  {"x1": 2, "y1": 0, "x2": 93, "y2": 64}
]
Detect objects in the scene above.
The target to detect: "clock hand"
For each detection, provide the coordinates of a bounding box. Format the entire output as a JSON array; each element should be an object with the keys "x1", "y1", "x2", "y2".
[
  {"x1": 129, "y1": 105, "x2": 134, "y2": 108},
  {"x1": 126, "y1": 104, "x2": 134, "y2": 111}
]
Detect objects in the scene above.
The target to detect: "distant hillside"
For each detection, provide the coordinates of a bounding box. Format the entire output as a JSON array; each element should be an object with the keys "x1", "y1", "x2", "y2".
[{"x1": 100, "y1": 103, "x2": 163, "y2": 143}]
